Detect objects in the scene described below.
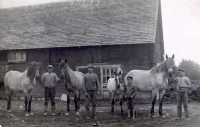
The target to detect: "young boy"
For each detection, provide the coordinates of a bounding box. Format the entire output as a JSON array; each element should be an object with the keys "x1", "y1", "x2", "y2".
[
  {"x1": 174, "y1": 68, "x2": 191, "y2": 120},
  {"x1": 41, "y1": 65, "x2": 60, "y2": 116},
  {"x1": 124, "y1": 76, "x2": 137, "y2": 119}
]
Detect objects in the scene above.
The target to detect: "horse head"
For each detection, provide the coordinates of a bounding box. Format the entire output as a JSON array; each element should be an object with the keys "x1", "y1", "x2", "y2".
[
  {"x1": 114, "y1": 71, "x2": 122, "y2": 88},
  {"x1": 58, "y1": 59, "x2": 67, "y2": 79},
  {"x1": 27, "y1": 62, "x2": 40, "y2": 82},
  {"x1": 165, "y1": 54, "x2": 176, "y2": 77}
]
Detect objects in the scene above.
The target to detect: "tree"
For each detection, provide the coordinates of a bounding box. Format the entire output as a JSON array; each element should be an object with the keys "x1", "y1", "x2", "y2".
[{"x1": 178, "y1": 59, "x2": 200, "y2": 80}]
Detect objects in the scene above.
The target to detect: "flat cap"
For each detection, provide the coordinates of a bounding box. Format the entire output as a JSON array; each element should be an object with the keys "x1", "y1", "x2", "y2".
[
  {"x1": 87, "y1": 64, "x2": 94, "y2": 69},
  {"x1": 178, "y1": 68, "x2": 185, "y2": 72},
  {"x1": 47, "y1": 65, "x2": 53, "y2": 68}
]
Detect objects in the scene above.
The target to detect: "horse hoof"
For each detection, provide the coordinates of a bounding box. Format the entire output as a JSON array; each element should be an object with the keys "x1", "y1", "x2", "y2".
[
  {"x1": 7, "y1": 109, "x2": 12, "y2": 113},
  {"x1": 151, "y1": 114, "x2": 157, "y2": 118},
  {"x1": 25, "y1": 113, "x2": 29, "y2": 117},
  {"x1": 160, "y1": 114, "x2": 166, "y2": 118},
  {"x1": 65, "y1": 112, "x2": 69, "y2": 116},
  {"x1": 29, "y1": 112, "x2": 34, "y2": 116},
  {"x1": 75, "y1": 112, "x2": 80, "y2": 115}
]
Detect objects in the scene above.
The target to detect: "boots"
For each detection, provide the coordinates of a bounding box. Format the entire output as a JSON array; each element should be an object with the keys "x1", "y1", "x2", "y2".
[
  {"x1": 43, "y1": 105, "x2": 48, "y2": 116},
  {"x1": 91, "y1": 107, "x2": 96, "y2": 119}
]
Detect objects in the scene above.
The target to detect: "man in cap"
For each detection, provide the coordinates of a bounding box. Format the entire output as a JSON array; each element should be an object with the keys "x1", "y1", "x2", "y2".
[
  {"x1": 174, "y1": 68, "x2": 191, "y2": 120},
  {"x1": 82, "y1": 64, "x2": 100, "y2": 119},
  {"x1": 41, "y1": 65, "x2": 60, "y2": 116}
]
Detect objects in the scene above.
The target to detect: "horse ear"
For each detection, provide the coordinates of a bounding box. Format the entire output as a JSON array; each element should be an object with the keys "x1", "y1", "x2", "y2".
[
  {"x1": 166, "y1": 54, "x2": 168, "y2": 59},
  {"x1": 59, "y1": 59, "x2": 61, "y2": 62},
  {"x1": 172, "y1": 54, "x2": 175, "y2": 59},
  {"x1": 118, "y1": 71, "x2": 121, "y2": 75},
  {"x1": 65, "y1": 59, "x2": 67, "y2": 63}
]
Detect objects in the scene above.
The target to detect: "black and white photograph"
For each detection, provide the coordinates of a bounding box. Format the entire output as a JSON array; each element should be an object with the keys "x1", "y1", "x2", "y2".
[{"x1": 0, "y1": 0, "x2": 200, "y2": 126}]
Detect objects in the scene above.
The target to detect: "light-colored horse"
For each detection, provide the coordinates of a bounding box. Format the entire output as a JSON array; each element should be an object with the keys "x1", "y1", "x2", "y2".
[
  {"x1": 107, "y1": 71, "x2": 124, "y2": 115},
  {"x1": 124, "y1": 54, "x2": 175, "y2": 117},
  {"x1": 59, "y1": 59, "x2": 84, "y2": 115},
  {"x1": 4, "y1": 62, "x2": 40, "y2": 116}
]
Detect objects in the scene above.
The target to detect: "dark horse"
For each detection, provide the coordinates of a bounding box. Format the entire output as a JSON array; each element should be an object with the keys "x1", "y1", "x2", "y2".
[
  {"x1": 4, "y1": 62, "x2": 40, "y2": 116},
  {"x1": 124, "y1": 54, "x2": 175, "y2": 117},
  {"x1": 59, "y1": 59, "x2": 84, "y2": 115}
]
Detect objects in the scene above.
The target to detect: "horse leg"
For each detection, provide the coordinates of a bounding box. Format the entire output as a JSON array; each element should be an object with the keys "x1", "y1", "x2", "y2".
[
  {"x1": 6, "y1": 87, "x2": 13, "y2": 112},
  {"x1": 74, "y1": 90, "x2": 80, "y2": 115},
  {"x1": 119, "y1": 93, "x2": 124, "y2": 115},
  {"x1": 150, "y1": 90, "x2": 157, "y2": 117},
  {"x1": 110, "y1": 93, "x2": 115, "y2": 114},
  {"x1": 159, "y1": 89, "x2": 165, "y2": 117},
  {"x1": 28, "y1": 95, "x2": 33, "y2": 115},
  {"x1": 65, "y1": 92, "x2": 70, "y2": 115},
  {"x1": 77, "y1": 91, "x2": 81, "y2": 111},
  {"x1": 24, "y1": 96, "x2": 29, "y2": 116}
]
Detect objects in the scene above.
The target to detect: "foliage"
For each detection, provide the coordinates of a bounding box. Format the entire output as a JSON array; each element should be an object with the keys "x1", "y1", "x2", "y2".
[{"x1": 178, "y1": 59, "x2": 200, "y2": 80}]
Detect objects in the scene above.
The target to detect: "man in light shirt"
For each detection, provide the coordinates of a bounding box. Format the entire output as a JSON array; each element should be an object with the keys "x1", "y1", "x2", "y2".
[
  {"x1": 41, "y1": 65, "x2": 60, "y2": 116},
  {"x1": 174, "y1": 68, "x2": 191, "y2": 120}
]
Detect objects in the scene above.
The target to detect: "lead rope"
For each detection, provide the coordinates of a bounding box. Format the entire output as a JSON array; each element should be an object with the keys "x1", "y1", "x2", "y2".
[
  {"x1": 0, "y1": 106, "x2": 27, "y2": 125},
  {"x1": 174, "y1": 99, "x2": 199, "y2": 127}
]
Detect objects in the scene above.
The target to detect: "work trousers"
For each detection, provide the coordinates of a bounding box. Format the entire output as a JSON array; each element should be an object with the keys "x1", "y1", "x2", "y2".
[
  {"x1": 177, "y1": 91, "x2": 189, "y2": 118},
  {"x1": 44, "y1": 87, "x2": 56, "y2": 112},
  {"x1": 85, "y1": 90, "x2": 97, "y2": 116}
]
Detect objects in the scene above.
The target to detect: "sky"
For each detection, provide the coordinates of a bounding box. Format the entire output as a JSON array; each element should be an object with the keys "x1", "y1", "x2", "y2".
[{"x1": 0, "y1": 0, "x2": 200, "y2": 66}]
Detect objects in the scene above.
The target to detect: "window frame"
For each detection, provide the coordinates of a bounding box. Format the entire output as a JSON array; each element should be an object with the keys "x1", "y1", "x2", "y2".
[{"x1": 7, "y1": 51, "x2": 27, "y2": 63}]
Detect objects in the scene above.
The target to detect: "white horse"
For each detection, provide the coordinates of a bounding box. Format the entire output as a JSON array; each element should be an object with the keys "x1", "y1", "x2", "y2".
[
  {"x1": 107, "y1": 71, "x2": 124, "y2": 115},
  {"x1": 4, "y1": 62, "x2": 40, "y2": 116},
  {"x1": 124, "y1": 54, "x2": 175, "y2": 117}
]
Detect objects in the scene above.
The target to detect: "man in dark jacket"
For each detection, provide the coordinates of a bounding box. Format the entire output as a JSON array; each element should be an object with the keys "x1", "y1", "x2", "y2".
[{"x1": 82, "y1": 64, "x2": 100, "y2": 119}]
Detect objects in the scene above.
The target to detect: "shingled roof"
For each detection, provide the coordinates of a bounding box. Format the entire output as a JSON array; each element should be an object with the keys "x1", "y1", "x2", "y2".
[{"x1": 0, "y1": 0, "x2": 159, "y2": 50}]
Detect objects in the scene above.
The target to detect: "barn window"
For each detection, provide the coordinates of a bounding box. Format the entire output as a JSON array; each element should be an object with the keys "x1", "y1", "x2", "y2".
[{"x1": 7, "y1": 51, "x2": 26, "y2": 63}]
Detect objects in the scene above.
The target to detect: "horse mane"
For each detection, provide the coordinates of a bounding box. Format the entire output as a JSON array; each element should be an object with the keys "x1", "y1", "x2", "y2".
[
  {"x1": 61, "y1": 61, "x2": 73, "y2": 85},
  {"x1": 27, "y1": 62, "x2": 37, "y2": 82},
  {"x1": 150, "y1": 60, "x2": 167, "y2": 73}
]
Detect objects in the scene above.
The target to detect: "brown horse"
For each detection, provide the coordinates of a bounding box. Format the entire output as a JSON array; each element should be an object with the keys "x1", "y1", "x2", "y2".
[
  {"x1": 124, "y1": 54, "x2": 175, "y2": 117},
  {"x1": 59, "y1": 59, "x2": 84, "y2": 115},
  {"x1": 4, "y1": 62, "x2": 40, "y2": 116}
]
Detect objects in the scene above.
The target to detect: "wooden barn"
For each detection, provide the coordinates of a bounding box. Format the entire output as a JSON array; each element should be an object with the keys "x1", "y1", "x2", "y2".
[{"x1": 0, "y1": 0, "x2": 164, "y2": 98}]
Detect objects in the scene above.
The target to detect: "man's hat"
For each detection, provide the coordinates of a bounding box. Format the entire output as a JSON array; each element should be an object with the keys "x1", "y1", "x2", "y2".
[
  {"x1": 47, "y1": 65, "x2": 53, "y2": 68},
  {"x1": 87, "y1": 64, "x2": 94, "y2": 69},
  {"x1": 127, "y1": 76, "x2": 133, "y2": 79},
  {"x1": 178, "y1": 68, "x2": 185, "y2": 72}
]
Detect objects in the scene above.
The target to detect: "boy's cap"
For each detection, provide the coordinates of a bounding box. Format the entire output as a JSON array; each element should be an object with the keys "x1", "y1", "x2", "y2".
[
  {"x1": 47, "y1": 65, "x2": 53, "y2": 68},
  {"x1": 178, "y1": 68, "x2": 185, "y2": 72},
  {"x1": 127, "y1": 76, "x2": 133, "y2": 79},
  {"x1": 87, "y1": 64, "x2": 94, "y2": 69}
]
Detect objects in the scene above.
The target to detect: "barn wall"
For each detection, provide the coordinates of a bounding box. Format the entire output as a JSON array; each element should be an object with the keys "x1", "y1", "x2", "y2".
[
  {"x1": 0, "y1": 44, "x2": 154, "y2": 98},
  {"x1": 153, "y1": 0, "x2": 164, "y2": 65},
  {"x1": 49, "y1": 44, "x2": 154, "y2": 76}
]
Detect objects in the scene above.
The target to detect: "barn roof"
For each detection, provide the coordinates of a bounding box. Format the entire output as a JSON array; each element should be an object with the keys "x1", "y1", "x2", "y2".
[{"x1": 0, "y1": 0, "x2": 159, "y2": 50}]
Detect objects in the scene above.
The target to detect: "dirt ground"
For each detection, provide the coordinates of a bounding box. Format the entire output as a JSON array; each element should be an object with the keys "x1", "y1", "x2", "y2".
[{"x1": 1, "y1": 99, "x2": 200, "y2": 127}]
